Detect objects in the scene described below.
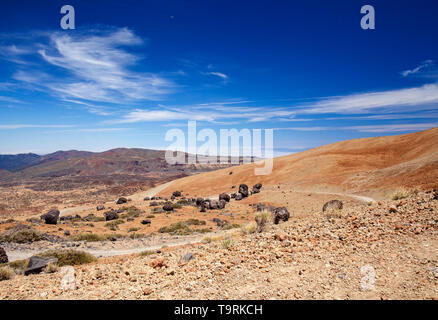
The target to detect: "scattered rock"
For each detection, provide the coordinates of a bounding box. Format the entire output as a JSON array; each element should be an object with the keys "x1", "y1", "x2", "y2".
[
  {"x1": 141, "y1": 219, "x2": 151, "y2": 225},
  {"x1": 273, "y1": 207, "x2": 290, "y2": 224},
  {"x1": 196, "y1": 197, "x2": 204, "y2": 206},
  {"x1": 219, "y1": 193, "x2": 231, "y2": 202},
  {"x1": 235, "y1": 193, "x2": 243, "y2": 201},
  {"x1": 172, "y1": 191, "x2": 182, "y2": 197},
  {"x1": 116, "y1": 197, "x2": 128, "y2": 205},
  {"x1": 239, "y1": 184, "x2": 249, "y2": 198},
  {"x1": 40, "y1": 210, "x2": 60, "y2": 225},
  {"x1": 163, "y1": 202, "x2": 174, "y2": 212},
  {"x1": 252, "y1": 183, "x2": 262, "y2": 193},
  {"x1": 104, "y1": 210, "x2": 119, "y2": 221},
  {"x1": 25, "y1": 256, "x2": 58, "y2": 276},
  {"x1": 96, "y1": 205, "x2": 105, "y2": 211},
  {"x1": 322, "y1": 200, "x2": 343, "y2": 212},
  {"x1": 182, "y1": 253, "x2": 194, "y2": 262}
]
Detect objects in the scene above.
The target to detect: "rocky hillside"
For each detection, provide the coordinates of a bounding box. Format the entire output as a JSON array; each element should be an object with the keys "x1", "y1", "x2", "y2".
[
  {"x1": 0, "y1": 188, "x2": 437, "y2": 299},
  {"x1": 158, "y1": 127, "x2": 438, "y2": 200}
]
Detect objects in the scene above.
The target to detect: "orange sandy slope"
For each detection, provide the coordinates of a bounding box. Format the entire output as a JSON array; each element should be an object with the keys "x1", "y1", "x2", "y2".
[{"x1": 158, "y1": 127, "x2": 438, "y2": 199}]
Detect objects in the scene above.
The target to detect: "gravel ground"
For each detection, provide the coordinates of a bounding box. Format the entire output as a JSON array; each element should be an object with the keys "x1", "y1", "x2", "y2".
[{"x1": 0, "y1": 189, "x2": 437, "y2": 300}]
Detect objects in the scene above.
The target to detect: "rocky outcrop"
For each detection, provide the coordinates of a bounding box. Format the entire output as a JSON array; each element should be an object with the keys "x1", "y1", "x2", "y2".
[
  {"x1": 172, "y1": 191, "x2": 182, "y2": 197},
  {"x1": 24, "y1": 256, "x2": 58, "y2": 276},
  {"x1": 239, "y1": 184, "x2": 249, "y2": 198},
  {"x1": 116, "y1": 197, "x2": 128, "y2": 205},
  {"x1": 104, "y1": 210, "x2": 119, "y2": 221},
  {"x1": 252, "y1": 183, "x2": 262, "y2": 194},
  {"x1": 273, "y1": 207, "x2": 290, "y2": 224},
  {"x1": 41, "y1": 210, "x2": 60, "y2": 225},
  {"x1": 219, "y1": 193, "x2": 231, "y2": 202},
  {"x1": 163, "y1": 202, "x2": 174, "y2": 212},
  {"x1": 322, "y1": 200, "x2": 343, "y2": 212}
]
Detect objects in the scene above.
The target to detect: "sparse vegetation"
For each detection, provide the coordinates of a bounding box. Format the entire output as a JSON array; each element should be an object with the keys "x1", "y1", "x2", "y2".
[
  {"x1": 222, "y1": 237, "x2": 233, "y2": 250},
  {"x1": 104, "y1": 219, "x2": 125, "y2": 230},
  {"x1": 185, "y1": 219, "x2": 206, "y2": 226},
  {"x1": 45, "y1": 262, "x2": 59, "y2": 273},
  {"x1": 255, "y1": 210, "x2": 271, "y2": 232},
  {"x1": 38, "y1": 249, "x2": 96, "y2": 266},
  {"x1": 241, "y1": 222, "x2": 257, "y2": 234},
  {"x1": 222, "y1": 223, "x2": 240, "y2": 230},
  {"x1": 391, "y1": 188, "x2": 408, "y2": 200},
  {"x1": 158, "y1": 219, "x2": 209, "y2": 235},
  {"x1": 128, "y1": 227, "x2": 140, "y2": 232},
  {"x1": 202, "y1": 236, "x2": 212, "y2": 244},
  {"x1": 0, "y1": 265, "x2": 14, "y2": 281},
  {"x1": 128, "y1": 233, "x2": 146, "y2": 239},
  {"x1": 146, "y1": 214, "x2": 155, "y2": 218},
  {"x1": 0, "y1": 227, "x2": 42, "y2": 243},
  {"x1": 5, "y1": 259, "x2": 29, "y2": 274},
  {"x1": 69, "y1": 233, "x2": 121, "y2": 242},
  {"x1": 124, "y1": 206, "x2": 142, "y2": 218},
  {"x1": 159, "y1": 222, "x2": 192, "y2": 235}
]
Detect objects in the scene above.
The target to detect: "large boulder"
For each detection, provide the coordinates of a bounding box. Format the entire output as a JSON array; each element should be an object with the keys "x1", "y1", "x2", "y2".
[
  {"x1": 104, "y1": 210, "x2": 119, "y2": 221},
  {"x1": 218, "y1": 199, "x2": 227, "y2": 209},
  {"x1": 0, "y1": 246, "x2": 8, "y2": 264},
  {"x1": 209, "y1": 200, "x2": 219, "y2": 210},
  {"x1": 219, "y1": 193, "x2": 231, "y2": 202},
  {"x1": 239, "y1": 184, "x2": 249, "y2": 198},
  {"x1": 116, "y1": 197, "x2": 128, "y2": 205},
  {"x1": 24, "y1": 256, "x2": 58, "y2": 276},
  {"x1": 273, "y1": 207, "x2": 290, "y2": 224},
  {"x1": 163, "y1": 202, "x2": 174, "y2": 212},
  {"x1": 41, "y1": 210, "x2": 60, "y2": 225},
  {"x1": 235, "y1": 193, "x2": 243, "y2": 201},
  {"x1": 322, "y1": 200, "x2": 343, "y2": 212},
  {"x1": 196, "y1": 197, "x2": 204, "y2": 206},
  {"x1": 252, "y1": 183, "x2": 262, "y2": 194},
  {"x1": 172, "y1": 191, "x2": 182, "y2": 197}
]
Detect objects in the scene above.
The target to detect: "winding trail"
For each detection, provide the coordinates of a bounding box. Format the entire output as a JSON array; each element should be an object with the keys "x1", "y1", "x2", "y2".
[
  {"x1": 8, "y1": 180, "x2": 376, "y2": 262},
  {"x1": 60, "y1": 180, "x2": 176, "y2": 217}
]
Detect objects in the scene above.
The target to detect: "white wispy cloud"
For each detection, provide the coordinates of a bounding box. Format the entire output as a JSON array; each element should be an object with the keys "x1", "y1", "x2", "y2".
[
  {"x1": 204, "y1": 71, "x2": 228, "y2": 79},
  {"x1": 297, "y1": 84, "x2": 438, "y2": 115},
  {"x1": 111, "y1": 102, "x2": 299, "y2": 124},
  {"x1": 401, "y1": 60, "x2": 434, "y2": 77},
  {"x1": 274, "y1": 122, "x2": 438, "y2": 133},
  {"x1": 0, "y1": 124, "x2": 74, "y2": 129},
  {"x1": 4, "y1": 27, "x2": 175, "y2": 105}
]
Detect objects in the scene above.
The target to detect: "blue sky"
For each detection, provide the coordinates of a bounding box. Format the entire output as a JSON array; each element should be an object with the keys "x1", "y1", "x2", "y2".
[{"x1": 1, "y1": 0, "x2": 438, "y2": 155}]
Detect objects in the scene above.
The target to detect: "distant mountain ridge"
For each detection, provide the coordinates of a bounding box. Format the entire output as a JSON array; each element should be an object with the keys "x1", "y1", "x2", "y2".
[
  {"x1": 0, "y1": 150, "x2": 94, "y2": 172},
  {"x1": 0, "y1": 148, "x2": 252, "y2": 181}
]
